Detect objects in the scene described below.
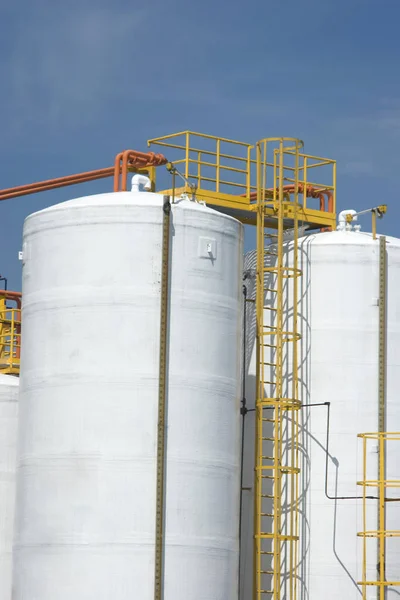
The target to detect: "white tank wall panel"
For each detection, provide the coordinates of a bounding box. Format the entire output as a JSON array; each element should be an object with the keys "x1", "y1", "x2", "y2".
[
  {"x1": 14, "y1": 192, "x2": 243, "y2": 600},
  {"x1": 241, "y1": 230, "x2": 400, "y2": 600},
  {"x1": 0, "y1": 374, "x2": 18, "y2": 600}
]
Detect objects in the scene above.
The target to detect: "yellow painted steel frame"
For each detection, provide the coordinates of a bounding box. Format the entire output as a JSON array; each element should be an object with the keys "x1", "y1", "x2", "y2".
[
  {"x1": 147, "y1": 131, "x2": 337, "y2": 600},
  {"x1": 0, "y1": 297, "x2": 20, "y2": 375},
  {"x1": 357, "y1": 432, "x2": 400, "y2": 598},
  {"x1": 148, "y1": 131, "x2": 337, "y2": 230}
]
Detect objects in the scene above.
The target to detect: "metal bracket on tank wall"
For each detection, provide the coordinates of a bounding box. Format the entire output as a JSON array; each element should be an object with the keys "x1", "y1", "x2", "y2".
[
  {"x1": 166, "y1": 162, "x2": 198, "y2": 203},
  {"x1": 198, "y1": 237, "x2": 217, "y2": 260}
]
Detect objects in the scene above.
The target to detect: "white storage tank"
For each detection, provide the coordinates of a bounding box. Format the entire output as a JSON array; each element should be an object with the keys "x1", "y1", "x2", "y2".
[
  {"x1": 0, "y1": 374, "x2": 18, "y2": 600},
  {"x1": 14, "y1": 190, "x2": 243, "y2": 600},
  {"x1": 241, "y1": 220, "x2": 400, "y2": 600}
]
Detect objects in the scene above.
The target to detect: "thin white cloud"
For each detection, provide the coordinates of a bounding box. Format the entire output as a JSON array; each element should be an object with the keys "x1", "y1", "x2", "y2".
[
  {"x1": 1, "y1": 2, "x2": 292, "y2": 150},
  {"x1": 1, "y1": 3, "x2": 147, "y2": 136},
  {"x1": 326, "y1": 100, "x2": 400, "y2": 178}
]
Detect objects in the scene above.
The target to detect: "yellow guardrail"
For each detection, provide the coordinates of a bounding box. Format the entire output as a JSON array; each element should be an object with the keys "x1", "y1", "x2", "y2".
[
  {"x1": 357, "y1": 432, "x2": 400, "y2": 598},
  {"x1": 148, "y1": 131, "x2": 336, "y2": 229}
]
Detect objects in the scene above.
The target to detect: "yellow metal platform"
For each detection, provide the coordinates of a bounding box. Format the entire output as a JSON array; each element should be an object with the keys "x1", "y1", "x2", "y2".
[{"x1": 148, "y1": 131, "x2": 336, "y2": 231}]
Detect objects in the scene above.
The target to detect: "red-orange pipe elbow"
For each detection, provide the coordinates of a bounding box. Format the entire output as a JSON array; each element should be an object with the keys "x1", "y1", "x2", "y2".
[
  {"x1": 0, "y1": 291, "x2": 22, "y2": 309},
  {"x1": 113, "y1": 150, "x2": 167, "y2": 192}
]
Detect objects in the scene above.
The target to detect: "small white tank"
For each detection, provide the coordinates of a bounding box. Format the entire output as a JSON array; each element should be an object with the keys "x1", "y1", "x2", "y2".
[
  {"x1": 242, "y1": 223, "x2": 400, "y2": 600},
  {"x1": 0, "y1": 374, "x2": 18, "y2": 600},
  {"x1": 14, "y1": 191, "x2": 243, "y2": 600}
]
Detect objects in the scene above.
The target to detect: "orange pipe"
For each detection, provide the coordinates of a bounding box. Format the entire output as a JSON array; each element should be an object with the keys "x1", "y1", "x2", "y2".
[
  {"x1": 121, "y1": 151, "x2": 130, "y2": 192},
  {"x1": 0, "y1": 168, "x2": 115, "y2": 201},
  {"x1": 0, "y1": 168, "x2": 113, "y2": 196},
  {"x1": 0, "y1": 148, "x2": 167, "y2": 202},
  {"x1": 246, "y1": 184, "x2": 334, "y2": 213},
  {"x1": 114, "y1": 152, "x2": 124, "y2": 192}
]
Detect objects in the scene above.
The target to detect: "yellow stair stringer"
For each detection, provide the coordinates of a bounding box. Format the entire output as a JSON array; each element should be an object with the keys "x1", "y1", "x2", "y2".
[{"x1": 254, "y1": 139, "x2": 302, "y2": 600}]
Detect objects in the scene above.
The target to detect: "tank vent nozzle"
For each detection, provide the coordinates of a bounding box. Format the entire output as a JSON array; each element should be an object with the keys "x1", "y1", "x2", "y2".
[{"x1": 131, "y1": 174, "x2": 152, "y2": 193}]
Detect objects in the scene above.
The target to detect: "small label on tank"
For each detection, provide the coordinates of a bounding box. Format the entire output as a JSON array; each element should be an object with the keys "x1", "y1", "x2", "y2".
[{"x1": 198, "y1": 237, "x2": 217, "y2": 260}]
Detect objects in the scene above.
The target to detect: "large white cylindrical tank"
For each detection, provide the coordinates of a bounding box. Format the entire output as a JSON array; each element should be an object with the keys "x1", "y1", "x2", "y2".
[
  {"x1": 14, "y1": 192, "x2": 243, "y2": 600},
  {"x1": 241, "y1": 227, "x2": 400, "y2": 600},
  {"x1": 0, "y1": 374, "x2": 18, "y2": 600}
]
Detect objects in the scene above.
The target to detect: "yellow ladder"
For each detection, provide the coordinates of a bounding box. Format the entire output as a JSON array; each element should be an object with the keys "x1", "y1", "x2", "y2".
[
  {"x1": 254, "y1": 139, "x2": 302, "y2": 600},
  {"x1": 0, "y1": 294, "x2": 21, "y2": 375}
]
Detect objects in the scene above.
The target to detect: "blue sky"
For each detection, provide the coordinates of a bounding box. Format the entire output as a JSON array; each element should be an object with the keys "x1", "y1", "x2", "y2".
[{"x1": 1, "y1": 0, "x2": 399, "y2": 290}]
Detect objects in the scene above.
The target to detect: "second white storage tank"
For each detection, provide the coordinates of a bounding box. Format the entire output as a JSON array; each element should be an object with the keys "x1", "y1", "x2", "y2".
[
  {"x1": 241, "y1": 226, "x2": 400, "y2": 600},
  {"x1": 0, "y1": 374, "x2": 18, "y2": 600},
  {"x1": 14, "y1": 191, "x2": 243, "y2": 600}
]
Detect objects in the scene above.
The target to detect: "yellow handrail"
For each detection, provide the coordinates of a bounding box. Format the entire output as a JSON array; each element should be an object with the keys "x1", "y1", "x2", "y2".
[
  {"x1": 148, "y1": 131, "x2": 336, "y2": 227},
  {"x1": 357, "y1": 432, "x2": 400, "y2": 598}
]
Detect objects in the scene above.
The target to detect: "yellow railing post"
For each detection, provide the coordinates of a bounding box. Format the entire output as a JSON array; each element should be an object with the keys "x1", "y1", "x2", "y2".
[
  {"x1": 0, "y1": 307, "x2": 3, "y2": 363},
  {"x1": 185, "y1": 132, "x2": 190, "y2": 181},
  {"x1": 216, "y1": 139, "x2": 220, "y2": 193},
  {"x1": 362, "y1": 435, "x2": 367, "y2": 600},
  {"x1": 10, "y1": 310, "x2": 14, "y2": 370},
  {"x1": 247, "y1": 146, "x2": 252, "y2": 199},
  {"x1": 332, "y1": 160, "x2": 337, "y2": 218},
  {"x1": 372, "y1": 210, "x2": 377, "y2": 240},
  {"x1": 378, "y1": 433, "x2": 385, "y2": 599},
  {"x1": 197, "y1": 151, "x2": 202, "y2": 189}
]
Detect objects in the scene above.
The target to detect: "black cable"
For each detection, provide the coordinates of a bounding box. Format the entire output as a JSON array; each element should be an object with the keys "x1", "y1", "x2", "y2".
[
  {"x1": 250, "y1": 401, "x2": 387, "y2": 500},
  {"x1": 238, "y1": 283, "x2": 248, "y2": 596},
  {"x1": 302, "y1": 402, "x2": 379, "y2": 500}
]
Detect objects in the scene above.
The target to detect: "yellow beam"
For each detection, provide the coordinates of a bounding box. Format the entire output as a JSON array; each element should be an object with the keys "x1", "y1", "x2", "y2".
[{"x1": 158, "y1": 187, "x2": 335, "y2": 229}]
